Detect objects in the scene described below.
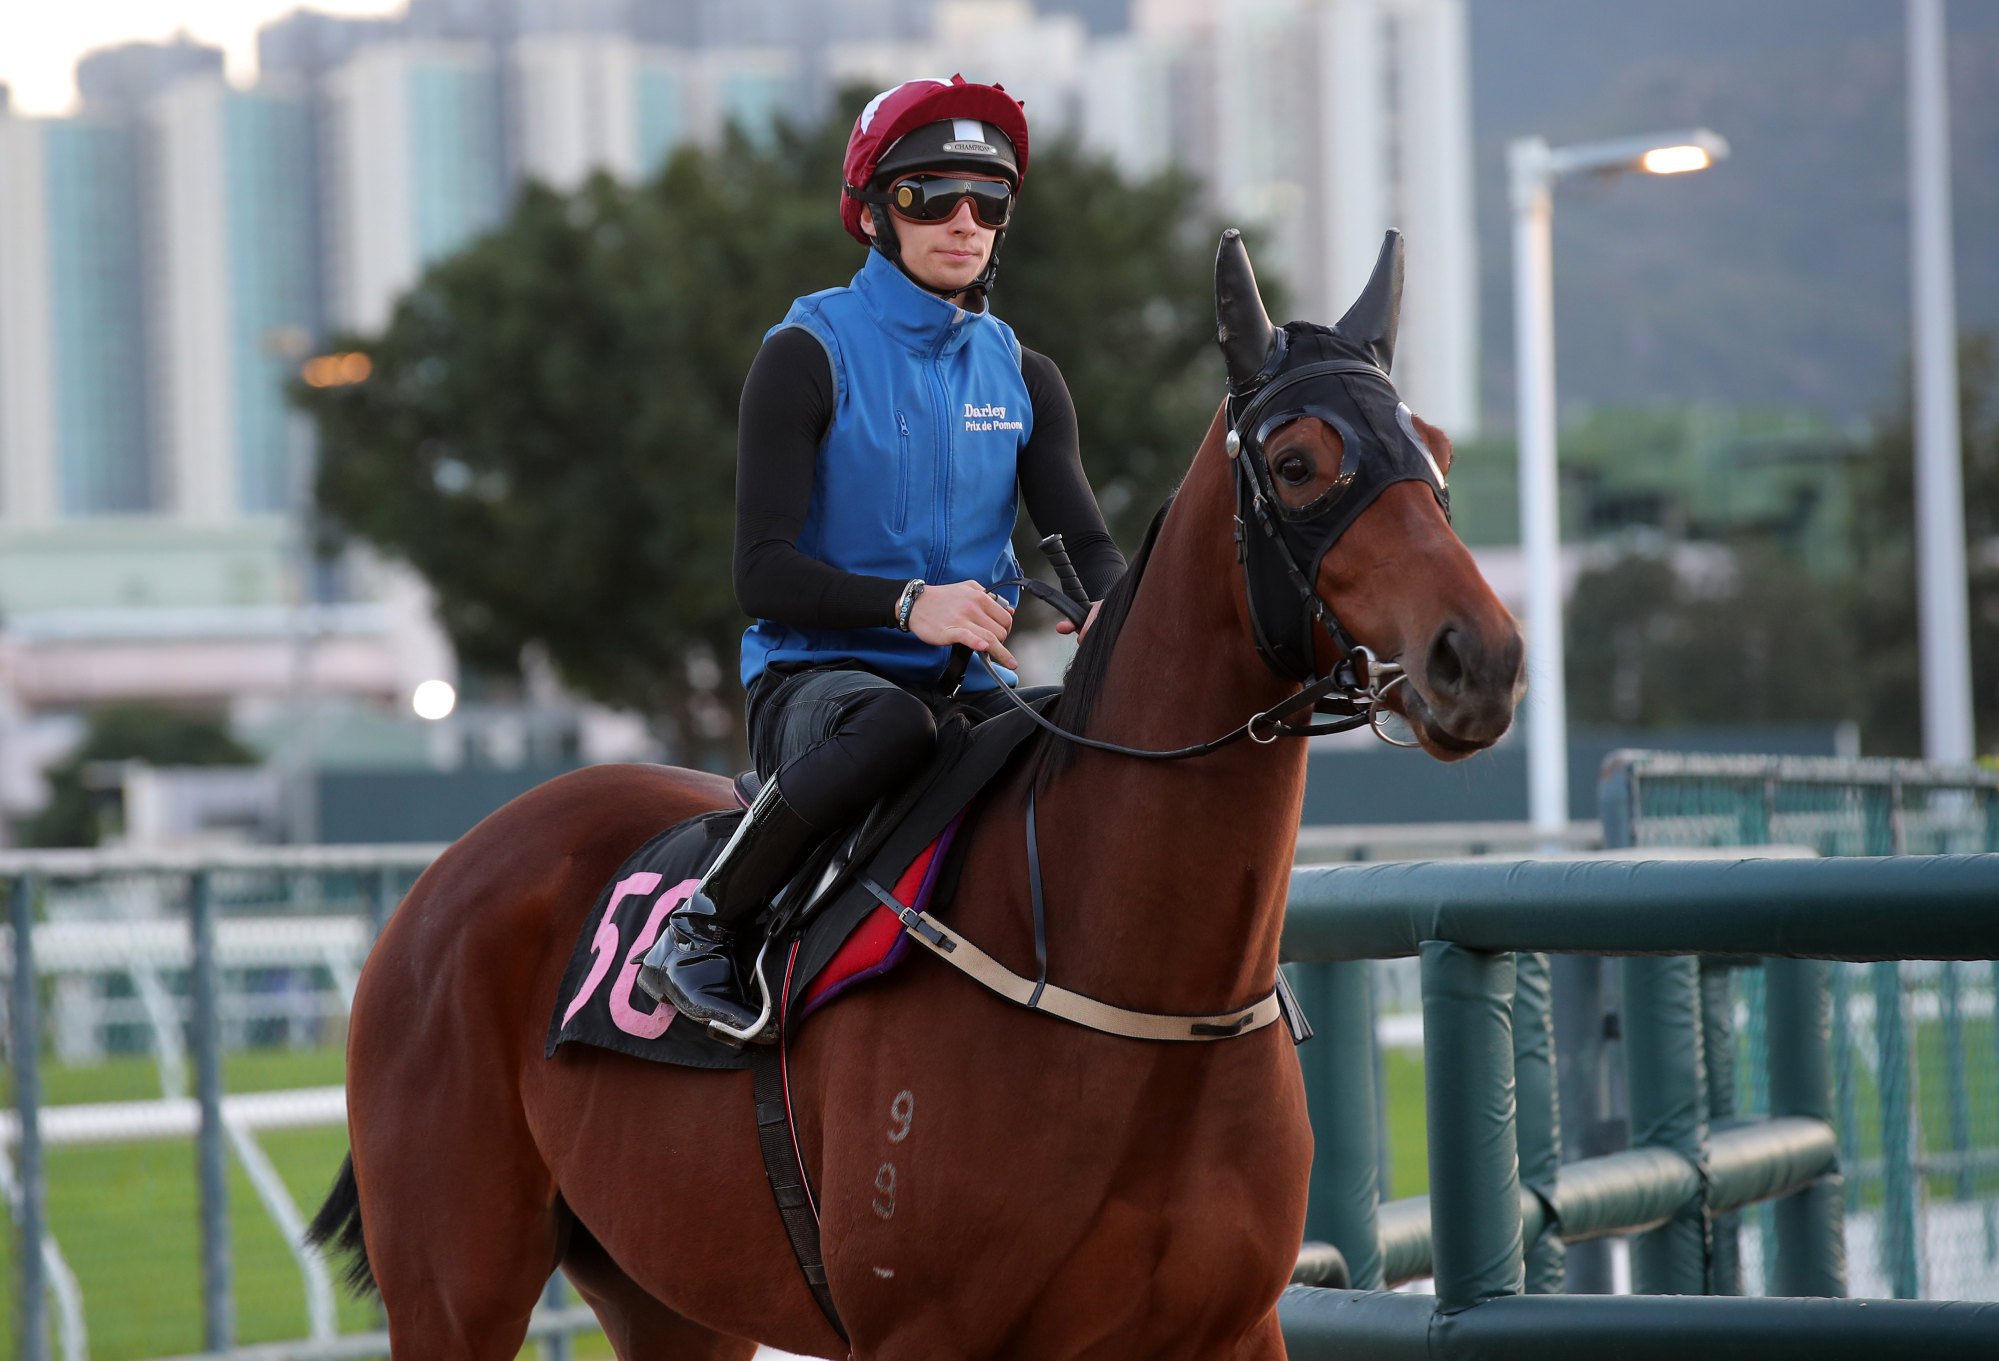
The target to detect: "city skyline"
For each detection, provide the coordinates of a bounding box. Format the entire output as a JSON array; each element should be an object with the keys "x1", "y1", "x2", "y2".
[
  {"x1": 1, "y1": 0, "x2": 1480, "y2": 536},
  {"x1": 0, "y1": 1, "x2": 406, "y2": 116},
  {"x1": 0, "y1": 0, "x2": 1478, "y2": 826}
]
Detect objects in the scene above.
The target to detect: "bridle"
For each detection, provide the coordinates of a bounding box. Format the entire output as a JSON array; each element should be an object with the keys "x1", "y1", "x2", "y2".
[{"x1": 974, "y1": 348, "x2": 1447, "y2": 761}]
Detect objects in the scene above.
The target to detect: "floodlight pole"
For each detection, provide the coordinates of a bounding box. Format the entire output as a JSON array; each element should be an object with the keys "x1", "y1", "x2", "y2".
[
  {"x1": 1507, "y1": 128, "x2": 1730, "y2": 842},
  {"x1": 1510, "y1": 125, "x2": 1729, "y2": 1298},
  {"x1": 1908, "y1": 0, "x2": 1975, "y2": 763},
  {"x1": 1509, "y1": 136, "x2": 1568, "y2": 844}
]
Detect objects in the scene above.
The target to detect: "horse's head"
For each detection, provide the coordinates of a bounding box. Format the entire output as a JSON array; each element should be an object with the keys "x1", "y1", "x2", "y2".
[{"x1": 1216, "y1": 229, "x2": 1522, "y2": 759}]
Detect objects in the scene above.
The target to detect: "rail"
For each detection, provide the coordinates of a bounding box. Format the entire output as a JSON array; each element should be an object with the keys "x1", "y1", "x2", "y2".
[{"x1": 1276, "y1": 853, "x2": 1999, "y2": 1359}]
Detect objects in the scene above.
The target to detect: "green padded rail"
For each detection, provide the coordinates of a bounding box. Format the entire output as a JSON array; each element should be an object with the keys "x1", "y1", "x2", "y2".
[
  {"x1": 1283, "y1": 854, "x2": 1999, "y2": 962},
  {"x1": 1367, "y1": 1117, "x2": 1837, "y2": 1287},
  {"x1": 1278, "y1": 1286, "x2": 1999, "y2": 1358}
]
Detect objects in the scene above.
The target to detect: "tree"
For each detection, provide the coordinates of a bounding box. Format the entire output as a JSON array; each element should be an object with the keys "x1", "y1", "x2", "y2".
[
  {"x1": 24, "y1": 706, "x2": 255, "y2": 847},
  {"x1": 1563, "y1": 333, "x2": 1998, "y2": 755},
  {"x1": 1565, "y1": 541, "x2": 1859, "y2": 730},
  {"x1": 298, "y1": 99, "x2": 1261, "y2": 767},
  {"x1": 1847, "y1": 333, "x2": 1999, "y2": 755}
]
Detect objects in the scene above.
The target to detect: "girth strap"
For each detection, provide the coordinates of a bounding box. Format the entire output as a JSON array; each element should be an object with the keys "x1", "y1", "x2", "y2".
[
  {"x1": 750, "y1": 946, "x2": 846, "y2": 1342},
  {"x1": 858, "y1": 873, "x2": 1289, "y2": 1043}
]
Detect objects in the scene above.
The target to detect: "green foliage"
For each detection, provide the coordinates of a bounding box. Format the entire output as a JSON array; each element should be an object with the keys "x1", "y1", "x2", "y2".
[
  {"x1": 1846, "y1": 334, "x2": 1999, "y2": 755},
  {"x1": 1000, "y1": 147, "x2": 1277, "y2": 544},
  {"x1": 1564, "y1": 333, "x2": 1998, "y2": 754},
  {"x1": 299, "y1": 98, "x2": 1256, "y2": 765},
  {"x1": 23, "y1": 705, "x2": 254, "y2": 847},
  {"x1": 1565, "y1": 543, "x2": 1859, "y2": 730}
]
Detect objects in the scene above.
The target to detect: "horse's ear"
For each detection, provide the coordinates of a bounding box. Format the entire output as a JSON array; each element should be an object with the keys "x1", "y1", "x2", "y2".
[
  {"x1": 1336, "y1": 229, "x2": 1404, "y2": 373},
  {"x1": 1215, "y1": 228, "x2": 1278, "y2": 391}
]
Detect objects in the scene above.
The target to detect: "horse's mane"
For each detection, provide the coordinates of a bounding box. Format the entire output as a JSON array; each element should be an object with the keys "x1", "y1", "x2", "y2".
[{"x1": 1028, "y1": 494, "x2": 1176, "y2": 792}]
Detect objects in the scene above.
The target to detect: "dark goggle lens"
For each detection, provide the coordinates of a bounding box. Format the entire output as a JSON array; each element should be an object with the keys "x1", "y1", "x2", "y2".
[{"x1": 888, "y1": 175, "x2": 1013, "y2": 227}]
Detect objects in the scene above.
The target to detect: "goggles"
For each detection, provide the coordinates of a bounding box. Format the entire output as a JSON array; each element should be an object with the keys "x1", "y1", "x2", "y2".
[{"x1": 884, "y1": 173, "x2": 1014, "y2": 228}]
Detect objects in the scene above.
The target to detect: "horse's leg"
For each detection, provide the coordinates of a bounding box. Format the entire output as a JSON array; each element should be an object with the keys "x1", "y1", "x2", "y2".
[
  {"x1": 353, "y1": 1085, "x2": 560, "y2": 1360},
  {"x1": 350, "y1": 913, "x2": 568, "y2": 1358},
  {"x1": 562, "y1": 1221, "x2": 760, "y2": 1361}
]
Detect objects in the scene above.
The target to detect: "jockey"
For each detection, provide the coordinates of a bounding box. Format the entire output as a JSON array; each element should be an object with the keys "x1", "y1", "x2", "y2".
[{"x1": 637, "y1": 76, "x2": 1126, "y2": 1035}]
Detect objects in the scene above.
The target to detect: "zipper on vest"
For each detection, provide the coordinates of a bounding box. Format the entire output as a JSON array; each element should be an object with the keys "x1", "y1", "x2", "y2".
[
  {"x1": 894, "y1": 411, "x2": 911, "y2": 534},
  {"x1": 927, "y1": 357, "x2": 952, "y2": 581}
]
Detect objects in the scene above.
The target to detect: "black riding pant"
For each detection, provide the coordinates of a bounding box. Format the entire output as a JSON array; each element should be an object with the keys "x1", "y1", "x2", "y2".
[{"x1": 746, "y1": 665, "x2": 1018, "y2": 831}]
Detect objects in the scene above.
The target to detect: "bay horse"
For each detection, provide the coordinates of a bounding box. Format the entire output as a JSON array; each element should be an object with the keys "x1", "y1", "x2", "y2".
[{"x1": 312, "y1": 230, "x2": 1522, "y2": 1359}]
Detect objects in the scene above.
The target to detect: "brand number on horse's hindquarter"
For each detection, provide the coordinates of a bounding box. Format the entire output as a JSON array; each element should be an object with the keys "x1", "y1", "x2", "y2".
[{"x1": 873, "y1": 1090, "x2": 912, "y2": 1218}]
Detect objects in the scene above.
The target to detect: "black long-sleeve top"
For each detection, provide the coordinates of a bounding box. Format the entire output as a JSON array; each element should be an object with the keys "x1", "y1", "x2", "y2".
[{"x1": 733, "y1": 326, "x2": 1126, "y2": 630}]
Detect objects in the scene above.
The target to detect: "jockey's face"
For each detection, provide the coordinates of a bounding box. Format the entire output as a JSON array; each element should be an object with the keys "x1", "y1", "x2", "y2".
[{"x1": 863, "y1": 185, "x2": 999, "y2": 298}]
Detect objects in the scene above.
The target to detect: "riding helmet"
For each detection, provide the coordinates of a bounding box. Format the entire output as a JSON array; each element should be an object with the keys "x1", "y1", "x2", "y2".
[{"x1": 841, "y1": 76, "x2": 1029, "y2": 297}]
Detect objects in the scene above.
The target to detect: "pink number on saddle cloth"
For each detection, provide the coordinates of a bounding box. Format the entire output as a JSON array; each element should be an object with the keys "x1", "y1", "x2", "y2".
[
  {"x1": 556, "y1": 871, "x2": 698, "y2": 1039},
  {"x1": 608, "y1": 878, "x2": 700, "y2": 1038},
  {"x1": 560, "y1": 872, "x2": 661, "y2": 1028}
]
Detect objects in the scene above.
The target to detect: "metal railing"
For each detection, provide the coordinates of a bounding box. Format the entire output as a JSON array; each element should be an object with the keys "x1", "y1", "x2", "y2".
[
  {"x1": 1277, "y1": 854, "x2": 1999, "y2": 1358},
  {"x1": 11, "y1": 841, "x2": 1999, "y2": 1357},
  {"x1": 1601, "y1": 751, "x2": 1999, "y2": 1298},
  {"x1": 4, "y1": 848, "x2": 443, "y2": 1361}
]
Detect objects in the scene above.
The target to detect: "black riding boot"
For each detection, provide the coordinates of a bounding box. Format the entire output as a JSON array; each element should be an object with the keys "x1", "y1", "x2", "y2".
[{"x1": 635, "y1": 778, "x2": 821, "y2": 1036}]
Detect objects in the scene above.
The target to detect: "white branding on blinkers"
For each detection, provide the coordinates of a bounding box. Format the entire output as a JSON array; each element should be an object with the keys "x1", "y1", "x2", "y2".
[{"x1": 1396, "y1": 403, "x2": 1446, "y2": 489}]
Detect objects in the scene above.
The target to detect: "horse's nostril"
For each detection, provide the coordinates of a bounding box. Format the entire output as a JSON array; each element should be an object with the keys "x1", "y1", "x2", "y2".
[
  {"x1": 1499, "y1": 629, "x2": 1525, "y2": 690},
  {"x1": 1428, "y1": 627, "x2": 1470, "y2": 697}
]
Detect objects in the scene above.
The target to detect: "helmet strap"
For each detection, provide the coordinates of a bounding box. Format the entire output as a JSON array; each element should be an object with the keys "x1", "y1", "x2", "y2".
[{"x1": 867, "y1": 202, "x2": 1004, "y2": 307}]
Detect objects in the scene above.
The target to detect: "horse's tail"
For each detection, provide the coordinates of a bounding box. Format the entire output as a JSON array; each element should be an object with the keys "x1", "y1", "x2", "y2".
[{"x1": 305, "y1": 1153, "x2": 380, "y2": 1298}]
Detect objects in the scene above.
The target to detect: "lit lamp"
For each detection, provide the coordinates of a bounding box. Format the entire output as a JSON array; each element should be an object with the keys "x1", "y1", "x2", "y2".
[
  {"x1": 301, "y1": 351, "x2": 373, "y2": 388},
  {"x1": 1507, "y1": 128, "x2": 1729, "y2": 844},
  {"x1": 412, "y1": 679, "x2": 458, "y2": 721}
]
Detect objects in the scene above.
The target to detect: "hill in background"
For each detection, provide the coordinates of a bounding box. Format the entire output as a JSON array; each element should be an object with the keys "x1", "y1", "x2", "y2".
[{"x1": 1467, "y1": 0, "x2": 1999, "y2": 426}]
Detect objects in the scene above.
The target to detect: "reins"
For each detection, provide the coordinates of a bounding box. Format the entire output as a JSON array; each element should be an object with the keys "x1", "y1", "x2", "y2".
[{"x1": 971, "y1": 645, "x2": 1413, "y2": 758}]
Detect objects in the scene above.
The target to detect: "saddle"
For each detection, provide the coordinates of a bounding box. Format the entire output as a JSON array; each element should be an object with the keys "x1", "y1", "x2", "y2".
[{"x1": 545, "y1": 689, "x2": 1056, "y2": 1071}]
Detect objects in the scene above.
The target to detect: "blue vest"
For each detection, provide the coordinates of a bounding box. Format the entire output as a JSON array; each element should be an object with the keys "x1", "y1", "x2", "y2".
[{"x1": 739, "y1": 250, "x2": 1033, "y2": 692}]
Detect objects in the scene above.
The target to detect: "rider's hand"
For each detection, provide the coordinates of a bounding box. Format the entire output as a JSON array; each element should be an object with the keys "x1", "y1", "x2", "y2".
[
  {"x1": 1055, "y1": 600, "x2": 1103, "y2": 642},
  {"x1": 908, "y1": 581, "x2": 1017, "y2": 670}
]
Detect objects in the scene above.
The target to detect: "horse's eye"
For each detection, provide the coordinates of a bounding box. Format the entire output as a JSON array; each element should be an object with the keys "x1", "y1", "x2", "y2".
[{"x1": 1275, "y1": 454, "x2": 1313, "y2": 486}]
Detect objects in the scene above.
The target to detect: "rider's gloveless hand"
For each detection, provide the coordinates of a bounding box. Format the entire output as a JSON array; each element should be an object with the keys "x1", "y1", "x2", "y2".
[
  {"x1": 1055, "y1": 600, "x2": 1103, "y2": 641},
  {"x1": 909, "y1": 581, "x2": 1017, "y2": 669}
]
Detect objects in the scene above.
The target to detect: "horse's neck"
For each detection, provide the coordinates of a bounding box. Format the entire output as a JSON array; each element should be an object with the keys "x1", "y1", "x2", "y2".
[{"x1": 1039, "y1": 412, "x2": 1308, "y2": 1013}]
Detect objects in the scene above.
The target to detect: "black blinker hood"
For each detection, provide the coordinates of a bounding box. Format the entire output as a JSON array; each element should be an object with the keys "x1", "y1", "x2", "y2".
[{"x1": 1219, "y1": 230, "x2": 1450, "y2": 682}]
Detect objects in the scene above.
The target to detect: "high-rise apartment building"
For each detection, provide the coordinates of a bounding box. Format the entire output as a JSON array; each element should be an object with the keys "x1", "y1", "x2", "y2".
[
  {"x1": 1080, "y1": 0, "x2": 1478, "y2": 432},
  {"x1": 147, "y1": 76, "x2": 318, "y2": 518},
  {"x1": 0, "y1": 112, "x2": 152, "y2": 521},
  {"x1": 510, "y1": 36, "x2": 799, "y2": 189},
  {"x1": 324, "y1": 43, "x2": 508, "y2": 333},
  {"x1": 513, "y1": 35, "x2": 656, "y2": 188},
  {"x1": 76, "y1": 33, "x2": 226, "y2": 116}
]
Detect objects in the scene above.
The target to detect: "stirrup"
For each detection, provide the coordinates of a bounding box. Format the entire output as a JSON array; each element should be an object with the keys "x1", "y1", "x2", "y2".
[{"x1": 706, "y1": 935, "x2": 779, "y2": 1048}]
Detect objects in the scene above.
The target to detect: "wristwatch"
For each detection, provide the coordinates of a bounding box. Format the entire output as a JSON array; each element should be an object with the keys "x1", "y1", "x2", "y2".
[{"x1": 895, "y1": 579, "x2": 927, "y2": 632}]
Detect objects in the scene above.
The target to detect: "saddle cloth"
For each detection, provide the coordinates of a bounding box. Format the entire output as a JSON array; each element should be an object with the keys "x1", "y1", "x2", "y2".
[{"x1": 545, "y1": 694, "x2": 1051, "y2": 1070}]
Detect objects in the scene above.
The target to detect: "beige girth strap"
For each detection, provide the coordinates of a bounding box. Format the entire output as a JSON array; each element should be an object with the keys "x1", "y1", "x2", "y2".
[{"x1": 871, "y1": 886, "x2": 1286, "y2": 1042}]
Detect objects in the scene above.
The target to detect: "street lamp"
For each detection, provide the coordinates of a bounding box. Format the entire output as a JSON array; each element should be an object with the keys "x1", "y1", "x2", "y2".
[{"x1": 1508, "y1": 128, "x2": 1730, "y2": 845}]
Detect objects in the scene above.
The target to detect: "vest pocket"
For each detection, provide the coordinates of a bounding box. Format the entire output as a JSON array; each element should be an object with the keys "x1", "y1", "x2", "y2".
[{"x1": 894, "y1": 410, "x2": 912, "y2": 534}]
